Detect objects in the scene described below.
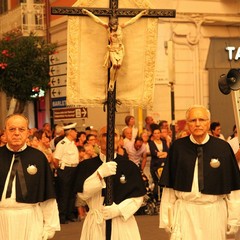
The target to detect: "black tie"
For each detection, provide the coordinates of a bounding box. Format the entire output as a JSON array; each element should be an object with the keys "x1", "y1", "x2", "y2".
[
  {"x1": 6, "y1": 154, "x2": 28, "y2": 199},
  {"x1": 6, "y1": 154, "x2": 19, "y2": 198},
  {"x1": 197, "y1": 146, "x2": 204, "y2": 191}
]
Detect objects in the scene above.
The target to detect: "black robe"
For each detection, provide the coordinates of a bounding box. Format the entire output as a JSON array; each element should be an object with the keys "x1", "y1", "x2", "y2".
[
  {"x1": 74, "y1": 155, "x2": 146, "y2": 204},
  {"x1": 0, "y1": 145, "x2": 56, "y2": 203},
  {"x1": 159, "y1": 136, "x2": 240, "y2": 195}
]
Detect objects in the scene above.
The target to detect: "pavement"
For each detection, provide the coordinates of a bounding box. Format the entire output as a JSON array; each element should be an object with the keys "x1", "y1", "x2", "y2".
[
  {"x1": 52, "y1": 214, "x2": 170, "y2": 240},
  {"x1": 52, "y1": 214, "x2": 237, "y2": 240}
]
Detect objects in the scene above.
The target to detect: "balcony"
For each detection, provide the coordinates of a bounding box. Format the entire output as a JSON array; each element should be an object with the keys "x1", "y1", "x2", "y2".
[{"x1": 0, "y1": 3, "x2": 45, "y2": 38}]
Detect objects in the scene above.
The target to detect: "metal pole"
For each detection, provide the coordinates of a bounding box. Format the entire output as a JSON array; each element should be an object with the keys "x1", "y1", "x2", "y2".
[
  {"x1": 170, "y1": 82, "x2": 176, "y2": 141},
  {"x1": 45, "y1": 0, "x2": 54, "y2": 128},
  {"x1": 167, "y1": 40, "x2": 176, "y2": 141}
]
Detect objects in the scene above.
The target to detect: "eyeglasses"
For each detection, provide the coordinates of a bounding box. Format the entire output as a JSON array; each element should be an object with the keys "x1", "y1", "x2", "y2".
[{"x1": 187, "y1": 118, "x2": 209, "y2": 124}]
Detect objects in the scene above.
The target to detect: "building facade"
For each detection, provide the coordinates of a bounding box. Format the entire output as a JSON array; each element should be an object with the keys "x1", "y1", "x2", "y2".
[{"x1": 1, "y1": 0, "x2": 240, "y2": 136}]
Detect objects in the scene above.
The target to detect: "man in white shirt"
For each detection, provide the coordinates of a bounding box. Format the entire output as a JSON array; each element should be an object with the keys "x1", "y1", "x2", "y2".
[
  {"x1": 54, "y1": 123, "x2": 79, "y2": 224},
  {"x1": 124, "y1": 136, "x2": 147, "y2": 171}
]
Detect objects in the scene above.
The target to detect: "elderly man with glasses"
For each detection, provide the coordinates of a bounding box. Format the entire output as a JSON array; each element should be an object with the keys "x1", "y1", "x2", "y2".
[{"x1": 159, "y1": 105, "x2": 240, "y2": 240}]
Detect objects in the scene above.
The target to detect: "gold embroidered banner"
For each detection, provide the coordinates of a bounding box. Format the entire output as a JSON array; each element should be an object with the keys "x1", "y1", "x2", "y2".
[{"x1": 67, "y1": 0, "x2": 158, "y2": 108}]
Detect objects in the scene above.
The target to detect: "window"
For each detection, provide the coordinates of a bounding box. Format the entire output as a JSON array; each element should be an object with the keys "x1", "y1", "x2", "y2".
[{"x1": 0, "y1": 0, "x2": 8, "y2": 14}]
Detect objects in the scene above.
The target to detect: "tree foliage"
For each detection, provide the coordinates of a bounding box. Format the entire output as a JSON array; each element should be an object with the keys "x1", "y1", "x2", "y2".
[{"x1": 0, "y1": 29, "x2": 57, "y2": 102}]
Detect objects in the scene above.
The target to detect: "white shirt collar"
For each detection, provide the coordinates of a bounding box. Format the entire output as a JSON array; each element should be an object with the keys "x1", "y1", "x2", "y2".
[
  {"x1": 6, "y1": 143, "x2": 27, "y2": 152},
  {"x1": 190, "y1": 134, "x2": 210, "y2": 145}
]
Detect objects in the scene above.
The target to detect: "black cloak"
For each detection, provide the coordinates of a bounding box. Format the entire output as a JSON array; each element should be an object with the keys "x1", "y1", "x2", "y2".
[
  {"x1": 159, "y1": 136, "x2": 240, "y2": 195},
  {"x1": 0, "y1": 145, "x2": 56, "y2": 203},
  {"x1": 74, "y1": 154, "x2": 146, "y2": 204}
]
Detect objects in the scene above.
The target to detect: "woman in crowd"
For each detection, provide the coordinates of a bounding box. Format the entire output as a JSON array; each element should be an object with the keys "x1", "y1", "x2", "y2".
[
  {"x1": 148, "y1": 127, "x2": 169, "y2": 202},
  {"x1": 140, "y1": 130, "x2": 152, "y2": 185},
  {"x1": 85, "y1": 133, "x2": 99, "y2": 155},
  {"x1": 122, "y1": 115, "x2": 138, "y2": 141},
  {"x1": 76, "y1": 131, "x2": 86, "y2": 147},
  {"x1": 27, "y1": 134, "x2": 39, "y2": 148},
  {"x1": 35, "y1": 130, "x2": 56, "y2": 170}
]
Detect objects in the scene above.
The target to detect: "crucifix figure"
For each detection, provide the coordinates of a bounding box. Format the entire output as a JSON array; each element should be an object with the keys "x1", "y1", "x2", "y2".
[
  {"x1": 82, "y1": 8, "x2": 148, "y2": 91},
  {"x1": 52, "y1": 1, "x2": 175, "y2": 239}
]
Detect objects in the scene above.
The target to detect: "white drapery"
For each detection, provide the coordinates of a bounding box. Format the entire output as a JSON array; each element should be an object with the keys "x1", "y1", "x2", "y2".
[{"x1": 67, "y1": 0, "x2": 158, "y2": 108}]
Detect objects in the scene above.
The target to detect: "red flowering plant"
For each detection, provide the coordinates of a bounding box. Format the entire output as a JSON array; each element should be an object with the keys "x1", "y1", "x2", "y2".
[{"x1": 0, "y1": 29, "x2": 58, "y2": 112}]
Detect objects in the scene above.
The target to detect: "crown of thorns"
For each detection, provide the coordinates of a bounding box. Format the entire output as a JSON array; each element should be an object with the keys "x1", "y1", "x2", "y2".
[{"x1": 109, "y1": 17, "x2": 118, "y2": 27}]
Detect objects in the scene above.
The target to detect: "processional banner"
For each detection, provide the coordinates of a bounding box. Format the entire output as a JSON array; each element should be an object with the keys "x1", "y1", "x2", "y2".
[{"x1": 67, "y1": 0, "x2": 158, "y2": 108}]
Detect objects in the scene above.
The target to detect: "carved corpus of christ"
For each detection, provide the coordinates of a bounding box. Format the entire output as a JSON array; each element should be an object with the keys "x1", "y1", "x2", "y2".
[{"x1": 82, "y1": 9, "x2": 147, "y2": 91}]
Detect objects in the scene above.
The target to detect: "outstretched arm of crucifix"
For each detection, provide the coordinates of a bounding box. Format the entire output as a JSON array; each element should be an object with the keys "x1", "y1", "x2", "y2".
[
  {"x1": 121, "y1": 10, "x2": 148, "y2": 28},
  {"x1": 82, "y1": 9, "x2": 108, "y2": 28}
]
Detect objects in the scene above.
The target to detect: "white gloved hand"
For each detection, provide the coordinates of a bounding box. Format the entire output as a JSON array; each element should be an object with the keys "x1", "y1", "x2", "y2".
[
  {"x1": 97, "y1": 162, "x2": 117, "y2": 178},
  {"x1": 42, "y1": 230, "x2": 55, "y2": 240},
  {"x1": 103, "y1": 202, "x2": 121, "y2": 220},
  {"x1": 226, "y1": 225, "x2": 239, "y2": 236}
]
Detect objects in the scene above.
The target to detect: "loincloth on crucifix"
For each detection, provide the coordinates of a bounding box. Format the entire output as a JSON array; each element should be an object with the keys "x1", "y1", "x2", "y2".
[
  {"x1": 104, "y1": 44, "x2": 124, "y2": 68},
  {"x1": 67, "y1": 0, "x2": 158, "y2": 108}
]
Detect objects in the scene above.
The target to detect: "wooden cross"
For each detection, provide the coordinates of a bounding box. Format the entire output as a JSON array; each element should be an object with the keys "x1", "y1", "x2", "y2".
[
  {"x1": 51, "y1": 1, "x2": 176, "y2": 19},
  {"x1": 51, "y1": 1, "x2": 175, "y2": 239}
]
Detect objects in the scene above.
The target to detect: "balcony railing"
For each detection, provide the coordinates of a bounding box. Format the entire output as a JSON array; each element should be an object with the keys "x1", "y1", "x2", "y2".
[{"x1": 0, "y1": 3, "x2": 45, "y2": 38}]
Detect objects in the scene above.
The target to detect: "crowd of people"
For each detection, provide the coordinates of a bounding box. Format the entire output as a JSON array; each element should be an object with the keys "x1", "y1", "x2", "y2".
[
  {"x1": 0, "y1": 107, "x2": 240, "y2": 239},
  {"x1": 0, "y1": 114, "x2": 239, "y2": 199}
]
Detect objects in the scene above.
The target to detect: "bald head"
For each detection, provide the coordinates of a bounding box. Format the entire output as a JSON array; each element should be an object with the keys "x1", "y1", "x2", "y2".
[
  {"x1": 98, "y1": 126, "x2": 119, "y2": 155},
  {"x1": 4, "y1": 114, "x2": 29, "y2": 151}
]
